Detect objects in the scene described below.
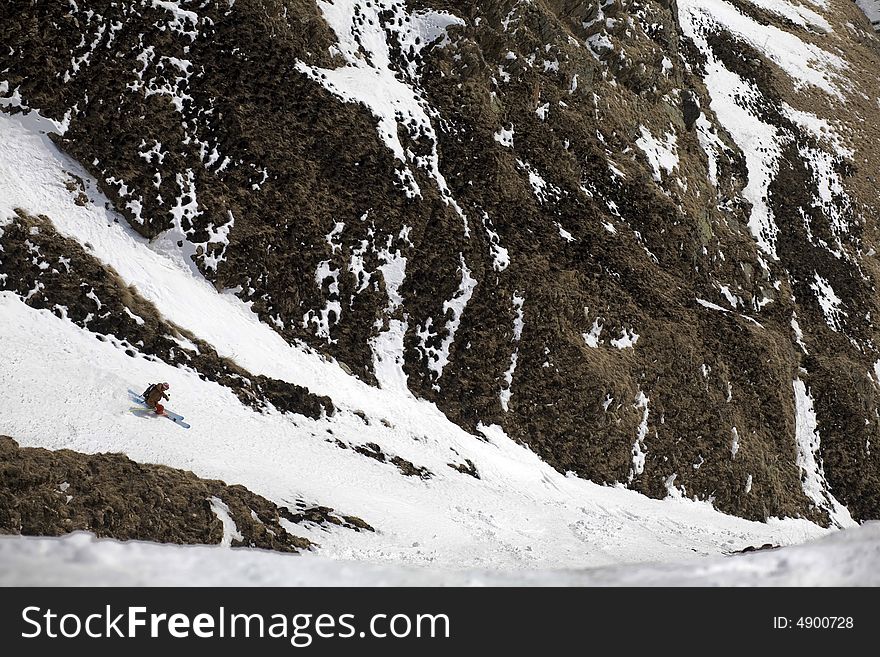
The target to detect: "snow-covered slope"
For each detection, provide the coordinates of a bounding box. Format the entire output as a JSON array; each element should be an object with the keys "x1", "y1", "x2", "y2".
[
  {"x1": 857, "y1": 0, "x2": 880, "y2": 29},
  {"x1": 3, "y1": 524, "x2": 879, "y2": 586},
  {"x1": 0, "y1": 107, "x2": 827, "y2": 571},
  {"x1": 0, "y1": 293, "x2": 823, "y2": 568}
]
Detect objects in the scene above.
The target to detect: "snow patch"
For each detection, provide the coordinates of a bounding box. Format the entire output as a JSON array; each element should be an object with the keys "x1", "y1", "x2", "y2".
[
  {"x1": 500, "y1": 292, "x2": 525, "y2": 412},
  {"x1": 695, "y1": 113, "x2": 725, "y2": 187},
  {"x1": 494, "y1": 125, "x2": 514, "y2": 148},
  {"x1": 610, "y1": 328, "x2": 639, "y2": 350},
  {"x1": 793, "y1": 380, "x2": 855, "y2": 528},
  {"x1": 810, "y1": 274, "x2": 846, "y2": 331},
  {"x1": 481, "y1": 212, "x2": 510, "y2": 271},
  {"x1": 371, "y1": 244, "x2": 410, "y2": 393},
  {"x1": 678, "y1": 0, "x2": 850, "y2": 258},
  {"x1": 635, "y1": 126, "x2": 678, "y2": 183},
  {"x1": 629, "y1": 393, "x2": 650, "y2": 483},
  {"x1": 209, "y1": 497, "x2": 244, "y2": 547},
  {"x1": 416, "y1": 255, "x2": 476, "y2": 381},
  {"x1": 791, "y1": 315, "x2": 808, "y2": 353},
  {"x1": 857, "y1": 0, "x2": 880, "y2": 29},
  {"x1": 678, "y1": 0, "x2": 846, "y2": 97},
  {"x1": 583, "y1": 317, "x2": 603, "y2": 349},
  {"x1": 745, "y1": 0, "x2": 831, "y2": 32}
]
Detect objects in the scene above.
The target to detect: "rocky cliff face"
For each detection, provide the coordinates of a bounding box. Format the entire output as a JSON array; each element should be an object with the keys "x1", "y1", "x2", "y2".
[{"x1": 3, "y1": 0, "x2": 880, "y2": 525}]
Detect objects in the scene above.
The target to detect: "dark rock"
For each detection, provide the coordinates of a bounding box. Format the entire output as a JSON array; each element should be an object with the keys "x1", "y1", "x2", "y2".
[
  {"x1": 0, "y1": 435, "x2": 310, "y2": 551},
  {"x1": 681, "y1": 90, "x2": 701, "y2": 129}
]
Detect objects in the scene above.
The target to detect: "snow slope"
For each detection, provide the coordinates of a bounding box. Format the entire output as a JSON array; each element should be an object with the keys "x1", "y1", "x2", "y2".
[
  {"x1": 0, "y1": 291, "x2": 825, "y2": 568},
  {"x1": 3, "y1": 524, "x2": 879, "y2": 586},
  {"x1": 857, "y1": 0, "x2": 880, "y2": 29},
  {"x1": 0, "y1": 107, "x2": 832, "y2": 575}
]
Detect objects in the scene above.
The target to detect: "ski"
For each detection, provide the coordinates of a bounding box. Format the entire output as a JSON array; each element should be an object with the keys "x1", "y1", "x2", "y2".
[
  {"x1": 127, "y1": 389, "x2": 190, "y2": 429},
  {"x1": 162, "y1": 410, "x2": 191, "y2": 429}
]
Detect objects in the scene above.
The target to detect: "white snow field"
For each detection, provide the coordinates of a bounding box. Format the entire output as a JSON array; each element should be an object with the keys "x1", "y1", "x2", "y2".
[
  {"x1": 2, "y1": 524, "x2": 879, "y2": 586},
  {"x1": 0, "y1": 106, "x2": 847, "y2": 583},
  {"x1": 857, "y1": 0, "x2": 880, "y2": 29}
]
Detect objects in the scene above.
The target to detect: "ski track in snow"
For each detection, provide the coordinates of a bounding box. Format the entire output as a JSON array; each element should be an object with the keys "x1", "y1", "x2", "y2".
[{"x1": 0, "y1": 109, "x2": 833, "y2": 573}]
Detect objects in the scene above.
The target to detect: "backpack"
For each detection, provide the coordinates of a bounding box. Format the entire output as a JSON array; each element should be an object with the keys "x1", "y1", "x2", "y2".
[{"x1": 142, "y1": 384, "x2": 156, "y2": 400}]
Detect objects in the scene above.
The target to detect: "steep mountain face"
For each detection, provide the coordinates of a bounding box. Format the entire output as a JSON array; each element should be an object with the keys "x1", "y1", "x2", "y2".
[{"x1": 3, "y1": 0, "x2": 880, "y2": 526}]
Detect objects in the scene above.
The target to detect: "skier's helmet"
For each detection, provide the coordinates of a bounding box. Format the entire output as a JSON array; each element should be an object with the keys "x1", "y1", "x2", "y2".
[{"x1": 161, "y1": 382, "x2": 170, "y2": 390}]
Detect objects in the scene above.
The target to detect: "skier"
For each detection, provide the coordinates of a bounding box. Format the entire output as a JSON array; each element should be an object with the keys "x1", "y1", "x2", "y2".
[{"x1": 142, "y1": 382, "x2": 170, "y2": 415}]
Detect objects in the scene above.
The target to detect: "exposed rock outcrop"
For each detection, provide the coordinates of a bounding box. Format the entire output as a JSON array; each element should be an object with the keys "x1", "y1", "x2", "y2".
[{"x1": 0, "y1": 435, "x2": 372, "y2": 549}]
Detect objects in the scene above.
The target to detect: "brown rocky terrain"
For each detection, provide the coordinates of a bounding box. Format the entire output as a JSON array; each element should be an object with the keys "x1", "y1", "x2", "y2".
[
  {"x1": 0, "y1": 435, "x2": 373, "y2": 548},
  {"x1": 3, "y1": 0, "x2": 880, "y2": 528}
]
